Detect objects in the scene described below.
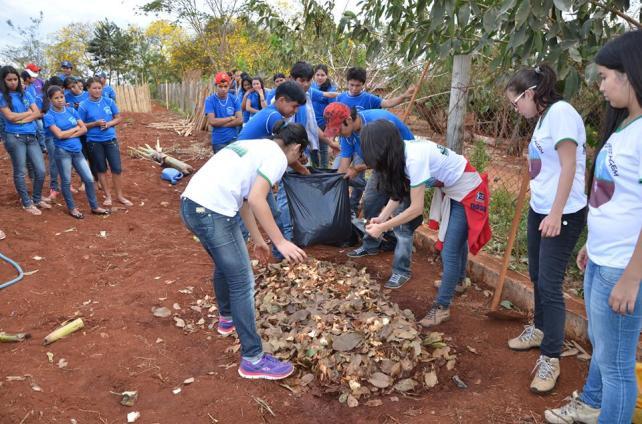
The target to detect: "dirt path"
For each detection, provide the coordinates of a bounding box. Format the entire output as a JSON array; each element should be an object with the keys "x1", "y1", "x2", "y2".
[{"x1": 0, "y1": 105, "x2": 588, "y2": 423}]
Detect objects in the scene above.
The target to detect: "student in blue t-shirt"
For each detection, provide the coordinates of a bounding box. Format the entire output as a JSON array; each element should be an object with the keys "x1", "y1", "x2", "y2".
[
  {"x1": 311, "y1": 64, "x2": 337, "y2": 168},
  {"x1": 0, "y1": 66, "x2": 49, "y2": 215},
  {"x1": 57, "y1": 61, "x2": 74, "y2": 81},
  {"x1": 337, "y1": 67, "x2": 415, "y2": 112},
  {"x1": 65, "y1": 80, "x2": 89, "y2": 109},
  {"x1": 266, "y1": 73, "x2": 286, "y2": 104},
  {"x1": 323, "y1": 101, "x2": 415, "y2": 256},
  {"x1": 245, "y1": 77, "x2": 268, "y2": 119},
  {"x1": 204, "y1": 72, "x2": 242, "y2": 153},
  {"x1": 96, "y1": 73, "x2": 116, "y2": 102},
  {"x1": 237, "y1": 76, "x2": 253, "y2": 124},
  {"x1": 34, "y1": 77, "x2": 64, "y2": 202},
  {"x1": 21, "y1": 70, "x2": 47, "y2": 153},
  {"x1": 78, "y1": 77, "x2": 132, "y2": 208},
  {"x1": 43, "y1": 85, "x2": 109, "y2": 219}
]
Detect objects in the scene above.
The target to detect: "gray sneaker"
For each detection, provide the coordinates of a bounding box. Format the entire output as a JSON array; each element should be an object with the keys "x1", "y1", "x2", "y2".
[
  {"x1": 544, "y1": 391, "x2": 599, "y2": 424},
  {"x1": 384, "y1": 273, "x2": 411, "y2": 289},
  {"x1": 508, "y1": 324, "x2": 544, "y2": 351},
  {"x1": 419, "y1": 304, "x2": 451, "y2": 328},
  {"x1": 347, "y1": 246, "x2": 379, "y2": 258}
]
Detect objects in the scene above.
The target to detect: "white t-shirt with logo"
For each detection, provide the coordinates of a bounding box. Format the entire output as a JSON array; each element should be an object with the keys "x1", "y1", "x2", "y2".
[
  {"x1": 181, "y1": 139, "x2": 287, "y2": 217},
  {"x1": 587, "y1": 117, "x2": 642, "y2": 268},
  {"x1": 404, "y1": 139, "x2": 467, "y2": 188},
  {"x1": 528, "y1": 101, "x2": 587, "y2": 214}
]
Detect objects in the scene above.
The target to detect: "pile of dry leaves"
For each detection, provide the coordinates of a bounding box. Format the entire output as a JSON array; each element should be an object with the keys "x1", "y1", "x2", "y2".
[{"x1": 251, "y1": 259, "x2": 457, "y2": 406}]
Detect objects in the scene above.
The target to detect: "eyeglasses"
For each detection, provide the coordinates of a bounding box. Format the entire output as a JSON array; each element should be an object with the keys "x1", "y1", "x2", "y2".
[{"x1": 511, "y1": 85, "x2": 537, "y2": 110}]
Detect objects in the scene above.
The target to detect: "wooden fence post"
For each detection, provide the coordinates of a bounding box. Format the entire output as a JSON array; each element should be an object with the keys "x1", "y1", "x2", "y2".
[{"x1": 446, "y1": 54, "x2": 472, "y2": 154}]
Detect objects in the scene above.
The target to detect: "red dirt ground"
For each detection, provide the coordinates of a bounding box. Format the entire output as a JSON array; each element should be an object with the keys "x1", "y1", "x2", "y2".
[{"x1": 0, "y1": 104, "x2": 589, "y2": 424}]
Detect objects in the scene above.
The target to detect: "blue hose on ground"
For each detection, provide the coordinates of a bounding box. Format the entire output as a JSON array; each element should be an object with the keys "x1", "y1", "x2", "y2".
[{"x1": 0, "y1": 252, "x2": 24, "y2": 290}]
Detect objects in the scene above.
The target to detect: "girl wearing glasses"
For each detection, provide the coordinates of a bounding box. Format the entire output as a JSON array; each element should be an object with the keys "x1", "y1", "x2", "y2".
[{"x1": 504, "y1": 64, "x2": 587, "y2": 394}]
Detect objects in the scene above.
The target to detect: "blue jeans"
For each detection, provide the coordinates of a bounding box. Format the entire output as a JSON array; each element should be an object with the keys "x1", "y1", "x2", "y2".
[
  {"x1": 179, "y1": 197, "x2": 263, "y2": 361},
  {"x1": 55, "y1": 148, "x2": 99, "y2": 211},
  {"x1": 44, "y1": 137, "x2": 60, "y2": 191},
  {"x1": 362, "y1": 171, "x2": 397, "y2": 252},
  {"x1": 3, "y1": 133, "x2": 45, "y2": 207},
  {"x1": 436, "y1": 199, "x2": 469, "y2": 307},
  {"x1": 36, "y1": 119, "x2": 46, "y2": 151},
  {"x1": 579, "y1": 260, "x2": 642, "y2": 423},
  {"x1": 390, "y1": 199, "x2": 422, "y2": 277},
  {"x1": 88, "y1": 140, "x2": 122, "y2": 174}
]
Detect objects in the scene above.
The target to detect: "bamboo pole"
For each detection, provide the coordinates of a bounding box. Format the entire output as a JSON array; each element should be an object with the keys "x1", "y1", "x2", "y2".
[{"x1": 401, "y1": 62, "x2": 431, "y2": 123}]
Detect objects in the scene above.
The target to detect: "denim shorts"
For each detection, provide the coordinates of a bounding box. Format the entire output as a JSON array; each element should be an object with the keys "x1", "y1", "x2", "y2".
[{"x1": 88, "y1": 139, "x2": 122, "y2": 174}]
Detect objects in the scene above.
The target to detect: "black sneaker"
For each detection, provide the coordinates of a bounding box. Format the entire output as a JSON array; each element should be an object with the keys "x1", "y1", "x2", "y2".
[
  {"x1": 384, "y1": 273, "x2": 411, "y2": 289},
  {"x1": 347, "y1": 246, "x2": 379, "y2": 258}
]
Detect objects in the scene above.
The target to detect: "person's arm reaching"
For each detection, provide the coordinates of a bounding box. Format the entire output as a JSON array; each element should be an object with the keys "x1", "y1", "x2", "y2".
[
  {"x1": 381, "y1": 84, "x2": 415, "y2": 108},
  {"x1": 365, "y1": 185, "x2": 424, "y2": 238},
  {"x1": 238, "y1": 201, "x2": 271, "y2": 264}
]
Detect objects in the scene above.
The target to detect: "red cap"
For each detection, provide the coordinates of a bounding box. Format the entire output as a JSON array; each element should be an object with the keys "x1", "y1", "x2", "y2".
[
  {"x1": 26, "y1": 63, "x2": 41, "y2": 73},
  {"x1": 323, "y1": 102, "x2": 351, "y2": 137},
  {"x1": 215, "y1": 72, "x2": 230, "y2": 85}
]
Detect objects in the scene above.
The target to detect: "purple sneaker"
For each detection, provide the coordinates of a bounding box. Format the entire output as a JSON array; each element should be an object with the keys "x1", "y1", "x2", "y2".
[
  {"x1": 238, "y1": 354, "x2": 294, "y2": 380},
  {"x1": 217, "y1": 317, "x2": 235, "y2": 336}
]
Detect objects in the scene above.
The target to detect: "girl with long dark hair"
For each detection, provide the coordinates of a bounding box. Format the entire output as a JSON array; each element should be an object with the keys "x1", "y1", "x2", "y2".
[
  {"x1": 0, "y1": 65, "x2": 50, "y2": 215},
  {"x1": 180, "y1": 121, "x2": 308, "y2": 380},
  {"x1": 238, "y1": 76, "x2": 253, "y2": 124},
  {"x1": 545, "y1": 30, "x2": 642, "y2": 424},
  {"x1": 245, "y1": 76, "x2": 268, "y2": 118},
  {"x1": 504, "y1": 63, "x2": 588, "y2": 394},
  {"x1": 360, "y1": 120, "x2": 490, "y2": 328},
  {"x1": 312, "y1": 64, "x2": 337, "y2": 168}
]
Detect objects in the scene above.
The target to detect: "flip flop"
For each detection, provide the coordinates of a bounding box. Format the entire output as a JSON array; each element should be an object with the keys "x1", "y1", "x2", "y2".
[
  {"x1": 103, "y1": 198, "x2": 113, "y2": 207},
  {"x1": 118, "y1": 198, "x2": 133, "y2": 207},
  {"x1": 69, "y1": 210, "x2": 84, "y2": 220},
  {"x1": 0, "y1": 230, "x2": 5, "y2": 240},
  {"x1": 91, "y1": 209, "x2": 110, "y2": 216}
]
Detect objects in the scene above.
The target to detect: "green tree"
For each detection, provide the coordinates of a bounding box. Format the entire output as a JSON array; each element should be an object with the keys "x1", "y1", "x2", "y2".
[
  {"x1": 45, "y1": 23, "x2": 95, "y2": 77},
  {"x1": 87, "y1": 20, "x2": 133, "y2": 83},
  {"x1": 1, "y1": 12, "x2": 47, "y2": 68}
]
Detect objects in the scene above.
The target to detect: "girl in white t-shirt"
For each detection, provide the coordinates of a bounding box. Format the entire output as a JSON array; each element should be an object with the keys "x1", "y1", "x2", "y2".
[
  {"x1": 180, "y1": 121, "x2": 308, "y2": 381},
  {"x1": 504, "y1": 64, "x2": 587, "y2": 394},
  {"x1": 546, "y1": 30, "x2": 642, "y2": 424},
  {"x1": 360, "y1": 120, "x2": 491, "y2": 329}
]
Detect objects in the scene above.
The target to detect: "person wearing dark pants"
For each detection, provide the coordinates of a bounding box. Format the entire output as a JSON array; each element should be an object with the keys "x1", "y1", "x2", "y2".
[{"x1": 505, "y1": 64, "x2": 587, "y2": 394}]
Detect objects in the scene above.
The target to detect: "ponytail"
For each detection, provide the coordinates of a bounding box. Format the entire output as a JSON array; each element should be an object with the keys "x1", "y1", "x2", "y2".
[
  {"x1": 271, "y1": 120, "x2": 309, "y2": 151},
  {"x1": 506, "y1": 63, "x2": 562, "y2": 112}
]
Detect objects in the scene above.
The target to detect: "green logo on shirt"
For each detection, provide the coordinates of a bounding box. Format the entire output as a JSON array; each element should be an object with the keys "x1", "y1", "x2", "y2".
[
  {"x1": 225, "y1": 142, "x2": 247, "y2": 157},
  {"x1": 436, "y1": 145, "x2": 449, "y2": 156}
]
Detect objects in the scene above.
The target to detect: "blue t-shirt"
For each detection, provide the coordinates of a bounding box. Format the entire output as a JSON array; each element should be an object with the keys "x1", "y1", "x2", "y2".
[
  {"x1": 247, "y1": 91, "x2": 267, "y2": 118},
  {"x1": 43, "y1": 107, "x2": 83, "y2": 153},
  {"x1": 25, "y1": 84, "x2": 38, "y2": 100},
  {"x1": 204, "y1": 93, "x2": 240, "y2": 145},
  {"x1": 339, "y1": 109, "x2": 414, "y2": 160},
  {"x1": 103, "y1": 85, "x2": 117, "y2": 102},
  {"x1": 77, "y1": 97, "x2": 119, "y2": 142},
  {"x1": 236, "y1": 90, "x2": 251, "y2": 123},
  {"x1": 310, "y1": 82, "x2": 337, "y2": 127},
  {"x1": 65, "y1": 91, "x2": 89, "y2": 108},
  {"x1": 0, "y1": 91, "x2": 37, "y2": 135},
  {"x1": 237, "y1": 104, "x2": 283, "y2": 140},
  {"x1": 337, "y1": 91, "x2": 382, "y2": 112},
  {"x1": 265, "y1": 88, "x2": 276, "y2": 105}
]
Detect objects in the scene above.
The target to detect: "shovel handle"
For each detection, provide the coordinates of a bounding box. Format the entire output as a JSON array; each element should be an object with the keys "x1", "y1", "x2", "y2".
[
  {"x1": 401, "y1": 62, "x2": 431, "y2": 124},
  {"x1": 490, "y1": 166, "x2": 530, "y2": 311}
]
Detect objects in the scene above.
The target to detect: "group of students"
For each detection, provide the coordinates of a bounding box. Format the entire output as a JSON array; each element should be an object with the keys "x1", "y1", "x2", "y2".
[
  {"x1": 0, "y1": 60, "x2": 131, "y2": 231},
  {"x1": 184, "y1": 30, "x2": 642, "y2": 424}
]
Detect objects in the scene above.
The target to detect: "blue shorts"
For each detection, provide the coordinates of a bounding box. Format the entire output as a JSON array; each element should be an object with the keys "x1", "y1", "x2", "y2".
[{"x1": 88, "y1": 139, "x2": 122, "y2": 174}]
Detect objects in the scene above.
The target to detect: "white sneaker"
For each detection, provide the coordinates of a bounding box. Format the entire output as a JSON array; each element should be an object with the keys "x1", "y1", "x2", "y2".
[
  {"x1": 544, "y1": 391, "x2": 600, "y2": 424},
  {"x1": 508, "y1": 324, "x2": 543, "y2": 350},
  {"x1": 530, "y1": 355, "x2": 560, "y2": 394}
]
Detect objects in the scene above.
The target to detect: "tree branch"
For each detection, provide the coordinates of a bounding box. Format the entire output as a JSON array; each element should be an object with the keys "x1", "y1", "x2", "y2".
[{"x1": 589, "y1": 0, "x2": 642, "y2": 29}]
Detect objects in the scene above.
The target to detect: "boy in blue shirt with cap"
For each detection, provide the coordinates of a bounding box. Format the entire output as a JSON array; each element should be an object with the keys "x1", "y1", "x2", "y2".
[{"x1": 204, "y1": 72, "x2": 242, "y2": 153}]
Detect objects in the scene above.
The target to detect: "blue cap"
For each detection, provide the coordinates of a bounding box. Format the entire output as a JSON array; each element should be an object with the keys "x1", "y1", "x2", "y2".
[
  {"x1": 61, "y1": 61, "x2": 73, "y2": 68},
  {"x1": 95, "y1": 72, "x2": 107, "y2": 78}
]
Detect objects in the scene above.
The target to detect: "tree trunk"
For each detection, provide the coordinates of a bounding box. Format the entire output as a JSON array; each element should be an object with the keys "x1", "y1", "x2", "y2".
[{"x1": 446, "y1": 54, "x2": 472, "y2": 154}]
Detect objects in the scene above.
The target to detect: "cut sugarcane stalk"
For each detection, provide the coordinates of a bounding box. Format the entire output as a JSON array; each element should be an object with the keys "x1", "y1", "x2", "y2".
[
  {"x1": 0, "y1": 332, "x2": 31, "y2": 343},
  {"x1": 128, "y1": 139, "x2": 194, "y2": 174},
  {"x1": 43, "y1": 318, "x2": 84, "y2": 345}
]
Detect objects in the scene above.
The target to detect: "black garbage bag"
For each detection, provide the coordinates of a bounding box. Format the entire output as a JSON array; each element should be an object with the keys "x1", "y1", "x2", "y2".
[{"x1": 282, "y1": 169, "x2": 353, "y2": 247}]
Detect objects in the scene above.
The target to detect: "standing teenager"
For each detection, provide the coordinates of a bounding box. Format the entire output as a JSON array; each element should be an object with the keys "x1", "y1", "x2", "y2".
[
  {"x1": 360, "y1": 120, "x2": 490, "y2": 325},
  {"x1": 266, "y1": 73, "x2": 286, "y2": 104},
  {"x1": 337, "y1": 67, "x2": 415, "y2": 112},
  {"x1": 311, "y1": 64, "x2": 337, "y2": 168},
  {"x1": 205, "y1": 72, "x2": 242, "y2": 153},
  {"x1": 505, "y1": 64, "x2": 587, "y2": 394},
  {"x1": 78, "y1": 77, "x2": 132, "y2": 207},
  {"x1": 545, "y1": 30, "x2": 642, "y2": 424},
  {"x1": 96, "y1": 73, "x2": 116, "y2": 102},
  {"x1": 0, "y1": 66, "x2": 49, "y2": 215},
  {"x1": 43, "y1": 86, "x2": 109, "y2": 219},
  {"x1": 180, "y1": 121, "x2": 308, "y2": 380},
  {"x1": 238, "y1": 76, "x2": 254, "y2": 124},
  {"x1": 65, "y1": 80, "x2": 89, "y2": 109},
  {"x1": 246, "y1": 77, "x2": 268, "y2": 119}
]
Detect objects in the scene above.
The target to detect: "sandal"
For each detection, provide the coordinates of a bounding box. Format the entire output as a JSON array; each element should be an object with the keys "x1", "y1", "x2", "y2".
[
  {"x1": 103, "y1": 197, "x2": 113, "y2": 207},
  {"x1": 0, "y1": 230, "x2": 5, "y2": 240},
  {"x1": 69, "y1": 209, "x2": 84, "y2": 220},
  {"x1": 91, "y1": 208, "x2": 110, "y2": 216},
  {"x1": 118, "y1": 197, "x2": 133, "y2": 207},
  {"x1": 36, "y1": 201, "x2": 52, "y2": 209},
  {"x1": 23, "y1": 205, "x2": 42, "y2": 216}
]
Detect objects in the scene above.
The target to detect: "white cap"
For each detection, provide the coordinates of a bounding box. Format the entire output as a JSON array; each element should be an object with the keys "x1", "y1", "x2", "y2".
[{"x1": 25, "y1": 69, "x2": 38, "y2": 78}]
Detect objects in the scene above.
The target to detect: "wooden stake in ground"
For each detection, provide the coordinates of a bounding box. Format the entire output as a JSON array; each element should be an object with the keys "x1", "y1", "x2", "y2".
[
  {"x1": 401, "y1": 62, "x2": 431, "y2": 124},
  {"x1": 486, "y1": 167, "x2": 530, "y2": 321}
]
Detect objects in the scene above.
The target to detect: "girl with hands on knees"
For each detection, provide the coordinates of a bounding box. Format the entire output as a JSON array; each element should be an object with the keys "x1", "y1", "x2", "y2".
[
  {"x1": 545, "y1": 30, "x2": 642, "y2": 424},
  {"x1": 180, "y1": 120, "x2": 308, "y2": 381}
]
